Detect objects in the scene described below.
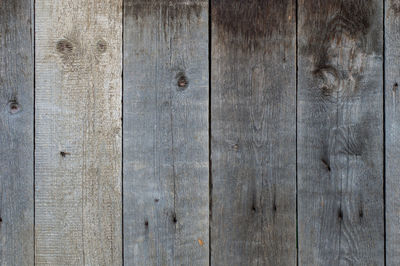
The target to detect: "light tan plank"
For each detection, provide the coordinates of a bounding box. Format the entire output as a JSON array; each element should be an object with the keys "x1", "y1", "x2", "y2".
[{"x1": 35, "y1": 0, "x2": 122, "y2": 264}]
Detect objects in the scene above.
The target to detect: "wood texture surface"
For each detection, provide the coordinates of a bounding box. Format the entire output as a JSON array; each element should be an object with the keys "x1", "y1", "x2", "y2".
[
  {"x1": 211, "y1": 1, "x2": 297, "y2": 265},
  {"x1": 35, "y1": 0, "x2": 122, "y2": 264},
  {"x1": 0, "y1": 1, "x2": 395, "y2": 265},
  {"x1": 0, "y1": 0, "x2": 34, "y2": 265},
  {"x1": 123, "y1": 0, "x2": 209, "y2": 265},
  {"x1": 386, "y1": 1, "x2": 400, "y2": 265},
  {"x1": 298, "y1": 0, "x2": 384, "y2": 265}
]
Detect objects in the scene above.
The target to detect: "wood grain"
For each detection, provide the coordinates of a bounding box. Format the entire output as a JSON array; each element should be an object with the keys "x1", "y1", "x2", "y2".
[
  {"x1": 123, "y1": 0, "x2": 209, "y2": 265},
  {"x1": 211, "y1": 0, "x2": 297, "y2": 265},
  {"x1": 35, "y1": 0, "x2": 122, "y2": 264},
  {"x1": 0, "y1": 0, "x2": 34, "y2": 265},
  {"x1": 385, "y1": 1, "x2": 400, "y2": 265},
  {"x1": 298, "y1": 0, "x2": 384, "y2": 264}
]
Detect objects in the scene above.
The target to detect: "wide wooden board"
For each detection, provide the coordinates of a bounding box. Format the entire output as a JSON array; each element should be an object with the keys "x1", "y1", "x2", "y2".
[
  {"x1": 211, "y1": 1, "x2": 297, "y2": 265},
  {"x1": 298, "y1": 0, "x2": 384, "y2": 264},
  {"x1": 35, "y1": 0, "x2": 122, "y2": 264},
  {"x1": 123, "y1": 0, "x2": 209, "y2": 265},
  {"x1": 0, "y1": 0, "x2": 34, "y2": 265}
]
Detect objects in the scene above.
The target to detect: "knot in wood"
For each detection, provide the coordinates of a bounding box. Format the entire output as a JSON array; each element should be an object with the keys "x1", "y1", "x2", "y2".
[
  {"x1": 177, "y1": 74, "x2": 188, "y2": 90},
  {"x1": 56, "y1": 39, "x2": 74, "y2": 54},
  {"x1": 8, "y1": 101, "x2": 20, "y2": 114},
  {"x1": 96, "y1": 39, "x2": 107, "y2": 53}
]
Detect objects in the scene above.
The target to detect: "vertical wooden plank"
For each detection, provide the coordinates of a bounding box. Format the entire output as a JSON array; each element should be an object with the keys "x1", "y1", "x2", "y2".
[
  {"x1": 123, "y1": 1, "x2": 209, "y2": 265},
  {"x1": 35, "y1": 0, "x2": 122, "y2": 264},
  {"x1": 211, "y1": 1, "x2": 296, "y2": 265},
  {"x1": 386, "y1": 1, "x2": 400, "y2": 264},
  {"x1": 298, "y1": 0, "x2": 384, "y2": 265},
  {"x1": 0, "y1": 0, "x2": 34, "y2": 265}
]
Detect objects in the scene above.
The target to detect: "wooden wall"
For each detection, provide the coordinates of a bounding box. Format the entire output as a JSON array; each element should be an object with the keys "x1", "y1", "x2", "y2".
[{"x1": 0, "y1": 0, "x2": 398, "y2": 265}]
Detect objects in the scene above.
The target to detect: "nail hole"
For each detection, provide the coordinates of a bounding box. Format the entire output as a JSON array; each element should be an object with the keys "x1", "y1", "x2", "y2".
[
  {"x1": 154, "y1": 198, "x2": 159, "y2": 203},
  {"x1": 144, "y1": 220, "x2": 149, "y2": 227},
  {"x1": 172, "y1": 213, "x2": 177, "y2": 223},
  {"x1": 60, "y1": 151, "x2": 70, "y2": 157},
  {"x1": 56, "y1": 40, "x2": 74, "y2": 54}
]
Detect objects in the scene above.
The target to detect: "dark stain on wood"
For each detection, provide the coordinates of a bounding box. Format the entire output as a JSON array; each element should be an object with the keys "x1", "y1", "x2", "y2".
[
  {"x1": 302, "y1": 0, "x2": 377, "y2": 83},
  {"x1": 390, "y1": 0, "x2": 400, "y2": 14},
  {"x1": 125, "y1": 0, "x2": 202, "y2": 25},
  {"x1": 212, "y1": 0, "x2": 294, "y2": 51}
]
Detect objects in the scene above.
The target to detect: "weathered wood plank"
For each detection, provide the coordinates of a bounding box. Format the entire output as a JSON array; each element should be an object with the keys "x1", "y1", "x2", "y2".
[
  {"x1": 35, "y1": 0, "x2": 122, "y2": 264},
  {"x1": 0, "y1": 0, "x2": 34, "y2": 265},
  {"x1": 298, "y1": 0, "x2": 384, "y2": 265},
  {"x1": 211, "y1": 1, "x2": 296, "y2": 265},
  {"x1": 123, "y1": 1, "x2": 209, "y2": 265},
  {"x1": 385, "y1": 1, "x2": 400, "y2": 265}
]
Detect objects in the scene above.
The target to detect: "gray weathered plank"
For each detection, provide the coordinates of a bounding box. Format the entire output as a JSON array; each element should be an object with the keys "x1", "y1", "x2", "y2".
[
  {"x1": 123, "y1": 1, "x2": 209, "y2": 265},
  {"x1": 0, "y1": 0, "x2": 34, "y2": 265},
  {"x1": 298, "y1": 0, "x2": 384, "y2": 265},
  {"x1": 211, "y1": 1, "x2": 297, "y2": 265},
  {"x1": 35, "y1": 0, "x2": 122, "y2": 264},
  {"x1": 385, "y1": 1, "x2": 400, "y2": 265}
]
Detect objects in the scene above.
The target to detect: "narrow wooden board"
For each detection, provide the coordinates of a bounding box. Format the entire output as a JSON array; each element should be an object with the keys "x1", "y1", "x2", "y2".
[
  {"x1": 35, "y1": 0, "x2": 122, "y2": 264},
  {"x1": 298, "y1": 0, "x2": 384, "y2": 264},
  {"x1": 385, "y1": 1, "x2": 400, "y2": 264},
  {"x1": 211, "y1": 1, "x2": 297, "y2": 265},
  {"x1": 0, "y1": 0, "x2": 34, "y2": 265},
  {"x1": 123, "y1": 1, "x2": 209, "y2": 265}
]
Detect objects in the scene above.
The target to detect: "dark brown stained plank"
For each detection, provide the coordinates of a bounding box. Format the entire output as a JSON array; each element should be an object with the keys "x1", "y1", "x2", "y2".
[
  {"x1": 211, "y1": 1, "x2": 296, "y2": 265},
  {"x1": 386, "y1": 1, "x2": 400, "y2": 265},
  {"x1": 123, "y1": 0, "x2": 209, "y2": 265},
  {"x1": 35, "y1": 0, "x2": 122, "y2": 264},
  {"x1": 0, "y1": 0, "x2": 34, "y2": 265},
  {"x1": 298, "y1": 0, "x2": 384, "y2": 265}
]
